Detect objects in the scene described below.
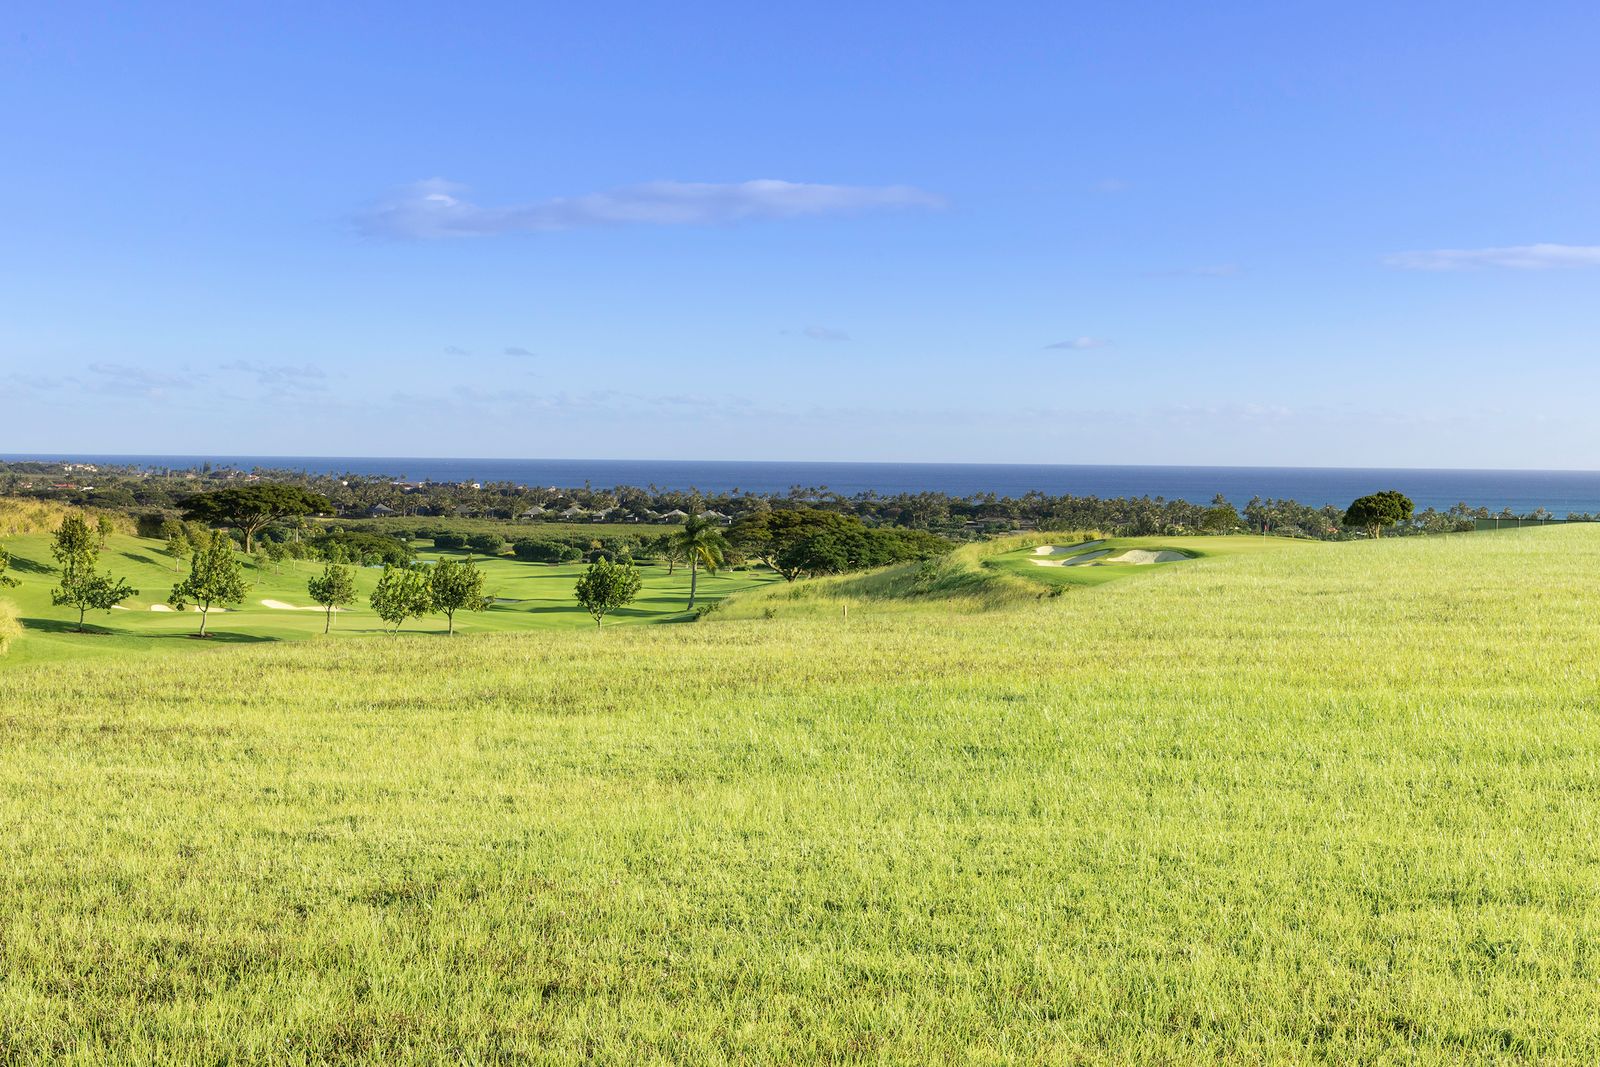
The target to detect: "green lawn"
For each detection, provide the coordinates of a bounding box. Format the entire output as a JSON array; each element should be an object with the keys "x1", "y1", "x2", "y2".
[
  {"x1": 0, "y1": 532, "x2": 777, "y2": 666},
  {"x1": 4, "y1": 525, "x2": 1600, "y2": 1061}
]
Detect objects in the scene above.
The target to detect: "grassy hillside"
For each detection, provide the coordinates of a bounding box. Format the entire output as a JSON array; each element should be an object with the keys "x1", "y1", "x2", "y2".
[
  {"x1": 4, "y1": 526, "x2": 1600, "y2": 1061},
  {"x1": 0, "y1": 530, "x2": 777, "y2": 666}
]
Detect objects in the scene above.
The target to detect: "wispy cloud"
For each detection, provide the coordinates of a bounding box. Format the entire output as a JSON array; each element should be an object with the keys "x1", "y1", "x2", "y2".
[
  {"x1": 1385, "y1": 243, "x2": 1600, "y2": 271},
  {"x1": 784, "y1": 325, "x2": 850, "y2": 343},
  {"x1": 443, "y1": 345, "x2": 471, "y2": 356},
  {"x1": 85, "y1": 362, "x2": 192, "y2": 398},
  {"x1": 222, "y1": 360, "x2": 326, "y2": 392},
  {"x1": 358, "y1": 178, "x2": 945, "y2": 239},
  {"x1": 504, "y1": 346, "x2": 535, "y2": 357},
  {"x1": 1044, "y1": 337, "x2": 1111, "y2": 350},
  {"x1": 1094, "y1": 178, "x2": 1129, "y2": 193}
]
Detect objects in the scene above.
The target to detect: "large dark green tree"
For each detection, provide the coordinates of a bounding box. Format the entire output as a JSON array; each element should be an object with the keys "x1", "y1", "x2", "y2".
[
  {"x1": 181, "y1": 484, "x2": 331, "y2": 552},
  {"x1": 169, "y1": 530, "x2": 247, "y2": 637},
  {"x1": 1343, "y1": 490, "x2": 1415, "y2": 538},
  {"x1": 51, "y1": 515, "x2": 137, "y2": 632},
  {"x1": 574, "y1": 557, "x2": 643, "y2": 628},
  {"x1": 673, "y1": 516, "x2": 727, "y2": 610}
]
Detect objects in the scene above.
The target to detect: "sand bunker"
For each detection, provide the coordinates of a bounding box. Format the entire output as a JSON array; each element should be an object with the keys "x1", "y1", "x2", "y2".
[
  {"x1": 261, "y1": 599, "x2": 326, "y2": 611},
  {"x1": 1030, "y1": 540, "x2": 1104, "y2": 556},
  {"x1": 1106, "y1": 550, "x2": 1188, "y2": 565},
  {"x1": 1030, "y1": 549, "x2": 1111, "y2": 567},
  {"x1": 149, "y1": 604, "x2": 174, "y2": 612}
]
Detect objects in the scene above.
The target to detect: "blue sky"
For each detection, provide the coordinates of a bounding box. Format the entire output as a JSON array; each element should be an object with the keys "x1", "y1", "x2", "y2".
[{"x1": 3, "y1": 2, "x2": 1598, "y2": 467}]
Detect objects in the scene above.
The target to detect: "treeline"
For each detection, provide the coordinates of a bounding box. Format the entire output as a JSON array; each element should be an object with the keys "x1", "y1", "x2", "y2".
[{"x1": 4, "y1": 460, "x2": 1579, "y2": 542}]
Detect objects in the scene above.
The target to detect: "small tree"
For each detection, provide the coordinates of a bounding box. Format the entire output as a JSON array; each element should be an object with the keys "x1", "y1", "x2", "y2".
[
  {"x1": 0, "y1": 543, "x2": 17, "y2": 588},
  {"x1": 51, "y1": 515, "x2": 137, "y2": 632},
  {"x1": 428, "y1": 557, "x2": 486, "y2": 636},
  {"x1": 574, "y1": 557, "x2": 643, "y2": 628},
  {"x1": 1343, "y1": 490, "x2": 1415, "y2": 539},
  {"x1": 96, "y1": 514, "x2": 117, "y2": 548},
  {"x1": 160, "y1": 519, "x2": 191, "y2": 571},
  {"x1": 169, "y1": 530, "x2": 247, "y2": 637},
  {"x1": 370, "y1": 564, "x2": 431, "y2": 633},
  {"x1": 307, "y1": 561, "x2": 356, "y2": 634}
]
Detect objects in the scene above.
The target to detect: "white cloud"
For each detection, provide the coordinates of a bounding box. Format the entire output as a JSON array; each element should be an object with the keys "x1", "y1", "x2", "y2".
[
  {"x1": 1044, "y1": 337, "x2": 1111, "y2": 350},
  {"x1": 504, "y1": 346, "x2": 535, "y2": 357},
  {"x1": 358, "y1": 178, "x2": 945, "y2": 239},
  {"x1": 1385, "y1": 243, "x2": 1600, "y2": 271}
]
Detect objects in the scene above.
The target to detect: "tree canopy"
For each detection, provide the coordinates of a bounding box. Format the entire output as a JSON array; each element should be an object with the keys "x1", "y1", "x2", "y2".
[
  {"x1": 181, "y1": 484, "x2": 331, "y2": 552},
  {"x1": 574, "y1": 557, "x2": 643, "y2": 628},
  {"x1": 50, "y1": 515, "x2": 137, "y2": 631},
  {"x1": 307, "y1": 561, "x2": 356, "y2": 634},
  {"x1": 428, "y1": 558, "x2": 486, "y2": 635},
  {"x1": 169, "y1": 530, "x2": 247, "y2": 637},
  {"x1": 370, "y1": 564, "x2": 432, "y2": 633},
  {"x1": 1343, "y1": 491, "x2": 1415, "y2": 538}
]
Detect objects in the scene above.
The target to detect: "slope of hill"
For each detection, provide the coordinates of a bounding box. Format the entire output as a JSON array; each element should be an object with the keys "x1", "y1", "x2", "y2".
[{"x1": 2, "y1": 525, "x2": 1597, "y2": 1061}]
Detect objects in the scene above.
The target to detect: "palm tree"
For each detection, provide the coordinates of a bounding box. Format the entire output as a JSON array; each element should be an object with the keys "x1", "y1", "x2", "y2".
[{"x1": 674, "y1": 515, "x2": 727, "y2": 610}]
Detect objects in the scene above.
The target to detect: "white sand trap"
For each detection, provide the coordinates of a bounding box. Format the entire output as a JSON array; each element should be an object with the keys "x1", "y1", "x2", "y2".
[
  {"x1": 110, "y1": 605, "x2": 130, "y2": 611},
  {"x1": 1105, "y1": 549, "x2": 1189, "y2": 565},
  {"x1": 1030, "y1": 549, "x2": 1111, "y2": 567},
  {"x1": 149, "y1": 604, "x2": 174, "y2": 612},
  {"x1": 1031, "y1": 540, "x2": 1103, "y2": 556},
  {"x1": 261, "y1": 599, "x2": 324, "y2": 611}
]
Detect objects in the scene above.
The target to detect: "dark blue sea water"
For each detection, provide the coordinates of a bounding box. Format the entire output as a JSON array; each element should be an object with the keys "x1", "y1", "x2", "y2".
[{"x1": 7, "y1": 454, "x2": 1600, "y2": 514}]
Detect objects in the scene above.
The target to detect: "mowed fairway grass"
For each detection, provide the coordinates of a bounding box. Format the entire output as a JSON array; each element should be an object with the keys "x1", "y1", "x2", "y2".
[
  {"x1": 3, "y1": 526, "x2": 1600, "y2": 1061},
  {"x1": 0, "y1": 532, "x2": 778, "y2": 666}
]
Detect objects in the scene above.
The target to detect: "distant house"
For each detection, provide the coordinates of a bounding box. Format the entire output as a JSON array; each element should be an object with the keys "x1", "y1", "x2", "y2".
[
  {"x1": 518, "y1": 505, "x2": 547, "y2": 520},
  {"x1": 698, "y1": 510, "x2": 730, "y2": 524},
  {"x1": 366, "y1": 504, "x2": 397, "y2": 518},
  {"x1": 560, "y1": 506, "x2": 588, "y2": 520},
  {"x1": 657, "y1": 509, "x2": 689, "y2": 523},
  {"x1": 591, "y1": 507, "x2": 618, "y2": 522}
]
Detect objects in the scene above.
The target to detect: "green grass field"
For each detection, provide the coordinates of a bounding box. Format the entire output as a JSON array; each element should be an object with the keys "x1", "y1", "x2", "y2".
[
  {"x1": 4, "y1": 525, "x2": 1600, "y2": 1061},
  {"x1": 0, "y1": 531, "x2": 778, "y2": 666}
]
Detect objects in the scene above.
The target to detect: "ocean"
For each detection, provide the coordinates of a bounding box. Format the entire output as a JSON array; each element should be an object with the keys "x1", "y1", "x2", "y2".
[{"x1": 6, "y1": 454, "x2": 1600, "y2": 514}]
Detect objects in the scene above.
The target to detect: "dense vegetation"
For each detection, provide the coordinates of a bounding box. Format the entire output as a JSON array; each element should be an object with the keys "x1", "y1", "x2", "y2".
[
  {"x1": 3, "y1": 525, "x2": 1598, "y2": 1061},
  {"x1": 3, "y1": 459, "x2": 1559, "y2": 541}
]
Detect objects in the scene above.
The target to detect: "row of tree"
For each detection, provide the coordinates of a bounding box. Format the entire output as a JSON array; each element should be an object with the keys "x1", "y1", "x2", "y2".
[{"x1": 5, "y1": 462, "x2": 1525, "y2": 541}]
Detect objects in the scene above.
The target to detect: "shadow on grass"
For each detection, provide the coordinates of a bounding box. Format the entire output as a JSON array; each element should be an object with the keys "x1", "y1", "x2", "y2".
[
  {"x1": 19, "y1": 617, "x2": 120, "y2": 636},
  {"x1": 18, "y1": 616, "x2": 278, "y2": 644},
  {"x1": 7, "y1": 555, "x2": 52, "y2": 574},
  {"x1": 150, "y1": 630, "x2": 279, "y2": 645}
]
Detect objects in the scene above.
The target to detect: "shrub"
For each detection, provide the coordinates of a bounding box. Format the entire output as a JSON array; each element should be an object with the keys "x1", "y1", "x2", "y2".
[
  {"x1": 432, "y1": 532, "x2": 467, "y2": 550},
  {"x1": 466, "y1": 532, "x2": 506, "y2": 555},
  {"x1": 513, "y1": 538, "x2": 583, "y2": 564}
]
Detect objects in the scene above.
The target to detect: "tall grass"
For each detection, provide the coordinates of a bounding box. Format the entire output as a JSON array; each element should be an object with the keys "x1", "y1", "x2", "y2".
[
  {"x1": 2, "y1": 526, "x2": 1599, "y2": 1061},
  {"x1": 0, "y1": 496, "x2": 134, "y2": 537},
  {"x1": 0, "y1": 600, "x2": 18, "y2": 657}
]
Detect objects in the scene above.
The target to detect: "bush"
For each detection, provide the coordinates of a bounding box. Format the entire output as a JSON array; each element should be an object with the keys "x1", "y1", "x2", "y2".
[
  {"x1": 312, "y1": 530, "x2": 411, "y2": 567},
  {"x1": 136, "y1": 512, "x2": 171, "y2": 538},
  {"x1": 466, "y1": 532, "x2": 506, "y2": 555},
  {"x1": 513, "y1": 538, "x2": 583, "y2": 564},
  {"x1": 432, "y1": 532, "x2": 467, "y2": 550}
]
